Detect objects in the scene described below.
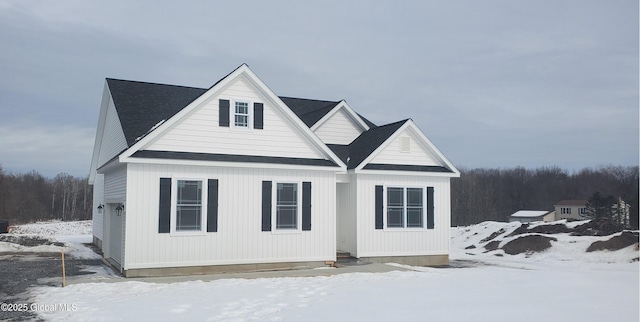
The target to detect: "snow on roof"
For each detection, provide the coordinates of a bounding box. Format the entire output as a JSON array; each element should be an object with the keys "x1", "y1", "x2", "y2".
[{"x1": 510, "y1": 210, "x2": 552, "y2": 218}]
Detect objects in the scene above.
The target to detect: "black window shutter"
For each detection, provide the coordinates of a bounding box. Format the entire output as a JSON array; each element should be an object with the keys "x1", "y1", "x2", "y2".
[
  {"x1": 159, "y1": 178, "x2": 171, "y2": 233},
  {"x1": 254, "y1": 102, "x2": 264, "y2": 129},
  {"x1": 302, "y1": 182, "x2": 312, "y2": 231},
  {"x1": 375, "y1": 185, "x2": 384, "y2": 229},
  {"x1": 427, "y1": 187, "x2": 435, "y2": 229},
  {"x1": 207, "y1": 179, "x2": 219, "y2": 232},
  {"x1": 219, "y1": 99, "x2": 230, "y2": 127},
  {"x1": 261, "y1": 181, "x2": 272, "y2": 231}
]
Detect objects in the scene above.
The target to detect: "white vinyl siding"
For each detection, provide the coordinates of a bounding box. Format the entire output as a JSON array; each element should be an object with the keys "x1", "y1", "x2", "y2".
[
  {"x1": 97, "y1": 93, "x2": 128, "y2": 167},
  {"x1": 104, "y1": 165, "x2": 127, "y2": 203},
  {"x1": 371, "y1": 129, "x2": 440, "y2": 166},
  {"x1": 122, "y1": 163, "x2": 336, "y2": 270},
  {"x1": 146, "y1": 76, "x2": 326, "y2": 160},
  {"x1": 314, "y1": 108, "x2": 364, "y2": 145},
  {"x1": 354, "y1": 174, "x2": 450, "y2": 258},
  {"x1": 92, "y1": 174, "x2": 105, "y2": 240}
]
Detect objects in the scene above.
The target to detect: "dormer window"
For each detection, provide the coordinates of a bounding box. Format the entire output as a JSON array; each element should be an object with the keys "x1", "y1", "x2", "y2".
[{"x1": 234, "y1": 101, "x2": 249, "y2": 127}]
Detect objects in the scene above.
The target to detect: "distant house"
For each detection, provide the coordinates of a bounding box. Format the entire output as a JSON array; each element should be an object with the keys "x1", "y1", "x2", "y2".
[
  {"x1": 508, "y1": 210, "x2": 555, "y2": 223},
  {"x1": 554, "y1": 200, "x2": 588, "y2": 221},
  {"x1": 88, "y1": 64, "x2": 460, "y2": 277}
]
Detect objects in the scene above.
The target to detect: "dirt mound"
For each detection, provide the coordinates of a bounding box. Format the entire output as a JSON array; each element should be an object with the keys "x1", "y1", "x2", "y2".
[
  {"x1": 484, "y1": 240, "x2": 501, "y2": 252},
  {"x1": 0, "y1": 235, "x2": 65, "y2": 247},
  {"x1": 571, "y1": 219, "x2": 625, "y2": 237},
  {"x1": 586, "y1": 231, "x2": 639, "y2": 252},
  {"x1": 501, "y1": 235, "x2": 557, "y2": 255},
  {"x1": 480, "y1": 228, "x2": 505, "y2": 243},
  {"x1": 508, "y1": 223, "x2": 572, "y2": 236}
]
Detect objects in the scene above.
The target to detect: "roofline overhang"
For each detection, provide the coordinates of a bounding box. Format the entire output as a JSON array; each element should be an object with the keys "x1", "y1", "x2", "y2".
[
  {"x1": 120, "y1": 155, "x2": 342, "y2": 172},
  {"x1": 116, "y1": 64, "x2": 347, "y2": 171},
  {"x1": 310, "y1": 100, "x2": 370, "y2": 132}
]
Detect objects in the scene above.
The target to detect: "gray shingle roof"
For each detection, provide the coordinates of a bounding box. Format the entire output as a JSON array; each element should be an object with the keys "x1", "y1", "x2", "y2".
[
  {"x1": 327, "y1": 119, "x2": 408, "y2": 169},
  {"x1": 105, "y1": 77, "x2": 416, "y2": 170},
  {"x1": 107, "y1": 79, "x2": 376, "y2": 147},
  {"x1": 106, "y1": 78, "x2": 207, "y2": 146},
  {"x1": 279, "y1": 97, "x2": 339, "y2": 127}
]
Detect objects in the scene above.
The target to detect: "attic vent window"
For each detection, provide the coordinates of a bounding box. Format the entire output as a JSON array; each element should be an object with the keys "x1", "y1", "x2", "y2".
[
  {"x1": 235, "y1": 101, "x2": 249, "y2": 127},
  {"x1": 400, "y1": 136, "x2": 410, "y2": 153}
]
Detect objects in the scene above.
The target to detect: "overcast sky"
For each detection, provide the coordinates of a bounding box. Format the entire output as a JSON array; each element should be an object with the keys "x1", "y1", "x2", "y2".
[{"x1": 0, "y1": 0, "x2": 637, "y2": 177}]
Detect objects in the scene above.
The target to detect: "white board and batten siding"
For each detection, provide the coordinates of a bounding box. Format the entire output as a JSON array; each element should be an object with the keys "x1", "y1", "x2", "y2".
[
  {"x1": 314, "y1": 108, "x2": 364, "y2": 145},
  {"x1": 371, "y1": 129, "x2": 440, "y2": 166},
  {"x1": 97, "y1": 93, "x2": 128, "y2": 167},
  {"x1": 354, "y1": 174, "x2": 451, "y2": 258},
  {"x1": 146, "y1": 76, "x2": 325, "y2": 160},
  {"x1": 122, "y1": 163, "x2": 336, "y2": 270}
]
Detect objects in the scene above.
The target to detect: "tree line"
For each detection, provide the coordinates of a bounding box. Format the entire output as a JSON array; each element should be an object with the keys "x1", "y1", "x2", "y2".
[
  {"x1": 0, "y1": 165, "x2": 92, "y2": 224},
  {"x1": 0, "y1": 163, "x2": 637, "y2": 228},
  {"x1": 451, "y1": 165, "x2": 639, "y2": 228}
]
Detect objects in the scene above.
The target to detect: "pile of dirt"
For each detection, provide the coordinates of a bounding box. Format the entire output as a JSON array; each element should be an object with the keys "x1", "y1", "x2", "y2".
[
  {"x1": 508, "y1": 223, "x2": 572, "y2": 237},
  {"x1": 480, "y1": 228, "x2": 505, "y2": 243},
  {"x1": 484, "y1": 240, "x2": 501, "y2": 252},
  {"x1": 0, "y1": 235, "x2": 65, "y2": 247},
  {"x1": 501, "y1": 235, "x2": 558, "y2": 255},
  {"x1": 586, "y1": 231, "x2": 639, "y2": 252},
  {"x1": 571, "y1": 219, "x2": 626, "y2": 236}
]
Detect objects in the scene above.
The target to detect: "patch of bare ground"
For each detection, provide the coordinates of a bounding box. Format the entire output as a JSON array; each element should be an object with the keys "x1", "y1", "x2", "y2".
[
  {"x1": 484, "y1": 240, "x2": 501, "y2": 252},
  {"x1": 571, "y1": 219, "x2": 626, "y2": 237},
  {"x1": 501, "y1": 235, "x2": 558, "y2": 255},
  {"x1": 508, "y1": 223, "x2": 572, "y2": 237},
  {"x1": 480, "y1": 228, "x2": 505, "y2": 243},
  {"x1": 0, "y1": 235, "x2": 65, "y2": 247},
  {"x1": 586, "y1": 231, "x2": 639, "y2": 252}
]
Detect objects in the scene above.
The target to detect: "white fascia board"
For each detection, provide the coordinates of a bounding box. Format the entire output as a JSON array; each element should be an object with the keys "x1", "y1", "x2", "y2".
[
  {"x1": 118, "y1": 64, "x2": 346, "y2": 171},
  {"x1": 88, "y1": 81, "x2": 112, "y2": 184},
  {"x1": 120, "y1": 155, "x2": 342, "y2": 172},
  {"x1": 355, "y1": 169, "x2": 460, "y2": 177},
  {"x1": 404, "y1": 121, "x2": 460, "y2": 176},
  {"x1": 310, "y1": 100, "x2": 370, "y2": 132},
  {"x1": 354, "y1": 120, "x2": 460, "y2": 176}
]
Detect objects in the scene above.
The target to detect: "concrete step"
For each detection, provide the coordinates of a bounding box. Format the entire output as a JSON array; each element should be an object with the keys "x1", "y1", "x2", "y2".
[{"x1": 336, "y1": 251, "x2": 351, "y2": 260}]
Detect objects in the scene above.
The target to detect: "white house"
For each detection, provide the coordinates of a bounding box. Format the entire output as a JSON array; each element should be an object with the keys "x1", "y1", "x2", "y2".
[{"x1": 89, "y1": 64, "x2": 460, "y2": 277}]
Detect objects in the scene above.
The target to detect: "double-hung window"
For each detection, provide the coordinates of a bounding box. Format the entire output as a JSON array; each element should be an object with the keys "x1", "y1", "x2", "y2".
[
  {"x1": 276, "y1": 183, "x2": 298, "y2": 230},
  {"x1": 387, "y1": 187, "x2": 424, "y2": 228},
  {"x1": 234, "y1": 101, "x2": 249, "y2": 127},
  {"x1": 176, "y1": 180, "x2": 203, "y2": 231}
]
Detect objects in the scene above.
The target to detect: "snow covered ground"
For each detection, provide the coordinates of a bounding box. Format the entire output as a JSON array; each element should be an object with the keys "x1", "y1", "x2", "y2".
[
  {"x1": 14, "y1": 220, "x2": 640, "y2": 321},
  {"x1": 0, "y1": 220, "x2": 99, "y2": 259}
]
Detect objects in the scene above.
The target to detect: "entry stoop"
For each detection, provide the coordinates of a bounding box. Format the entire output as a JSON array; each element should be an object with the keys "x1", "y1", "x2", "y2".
[{"x1": 336, "y1": 251, "x2": 352, "y2": 261}]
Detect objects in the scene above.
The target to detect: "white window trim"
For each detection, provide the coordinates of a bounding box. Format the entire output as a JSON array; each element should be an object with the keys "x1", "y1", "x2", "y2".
[
  {"x1": 272, "y1": 180, "x2": 302, "y2": 234},
  {"x1": 232, "y1": 100, "x2": 253, "y2": 129},
  {"x1": 170, "y1": 177, "x2": 208, "y2": 236},
  {"x1": 383, "y1": 185, "x2": 427, "y2": 231}
]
